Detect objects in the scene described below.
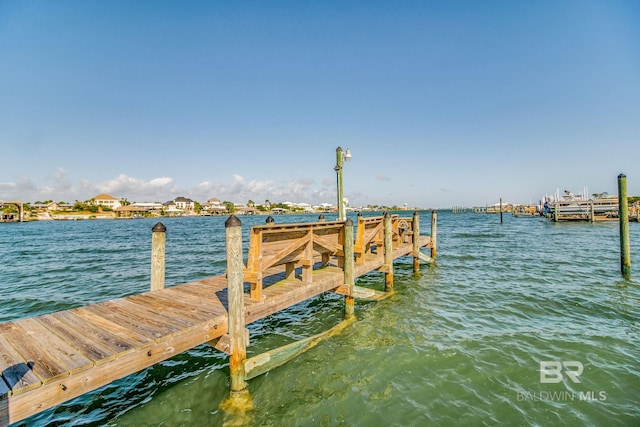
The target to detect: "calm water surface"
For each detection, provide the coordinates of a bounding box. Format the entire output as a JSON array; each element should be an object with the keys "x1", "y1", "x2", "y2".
[{"x1": 1, "y1": 211, "x2": 638, "y2": 426}]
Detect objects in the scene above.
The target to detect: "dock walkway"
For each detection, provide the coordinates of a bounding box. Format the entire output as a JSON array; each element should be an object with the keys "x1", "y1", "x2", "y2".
[{"x1": 0, "y1": 212, "x2": 435, "y2": 425}]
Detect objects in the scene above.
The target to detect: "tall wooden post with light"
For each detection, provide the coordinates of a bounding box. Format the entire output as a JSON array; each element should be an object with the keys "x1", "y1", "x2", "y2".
[{"x1": 334, "y1": 146, "x2": 351, "y2": 221}]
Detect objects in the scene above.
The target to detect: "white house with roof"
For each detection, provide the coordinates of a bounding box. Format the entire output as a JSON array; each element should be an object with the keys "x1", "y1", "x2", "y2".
[
  {"x1": 163, "y1": 196, "x2": 194, "y2": 214},
  {"x1": 91, "y1": 194, "x2": 121, "y2": 210},
  {"x1": 202, "y1": 197, "x2": 227, "y2": 215},
  {"x1": 162, "y1": 197, "x2": 195, "y2": 216}
]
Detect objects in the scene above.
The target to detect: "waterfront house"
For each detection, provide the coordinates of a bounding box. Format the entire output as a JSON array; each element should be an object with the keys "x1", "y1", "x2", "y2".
[
  {"x1": 163, "y1": 200, "x2": 184, "y2": 216},
  {"x1": 115, "y1": 205, "x2": 151, "y2": 218},
  {"x1": 233, "y1": 203, "x2": 256, "y2": 215},
  {"x1": 173, "y1": 196, "x2": 195, "y2": 214},
  {"x1": 91, "y1": 193, "x2": 121, "y2": 210},
  {"x1": 31, "y1": 201, "x2": 60, "y2": 212},
  {"x1": 201, "y1": 197, "x2": 227, "y2": 215}
]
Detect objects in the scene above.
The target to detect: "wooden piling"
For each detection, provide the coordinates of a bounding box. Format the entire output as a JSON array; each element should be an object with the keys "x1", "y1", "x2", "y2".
[
  {"x1": 431, "y1": 210, "x2": 437, "y2": 259},
  {"x1": 335, "y1": 146, "x2": 345, "y2": 221},
  {"x1": 412, "y1": 211, "x2": 420, "y2": 272},
  {"x1": 618, "y1": 174, "x2": 631, "y2": 278},
  {"x1": 150, "y1": 222, "x2": 166, "y2": 291},
  {"x1": 383, "y1": 212, "x2": 394, "y2": 290},
  {"x1": 225, "y1": 215, "x2": 248, "y2": 393},
  {"x1": 500, "y1": 198, "x2": 503, "y2": 224},
  {"x1": 343, "y1": 218, "x2": 355, "y2": 318}
]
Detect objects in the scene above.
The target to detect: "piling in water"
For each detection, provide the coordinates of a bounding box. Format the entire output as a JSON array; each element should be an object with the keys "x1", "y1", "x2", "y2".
[
  {"x1": 383, "y1": 212, "x2": 394, "y2": 290},
  {"x1": 413, "y1": 211, "x2": 420, "y2": 272},
  {"x1": 343, "y1": 218, "x2": 355, "y2": 318},
  {"x1": 431, "y1": 210, "x2": 438, "y2": 259},
  {"x1": 150, "y1": 222, "x2": 166, "y2": 291},
  {"x1": 618, "y1": 174, "x2": 631, "y2": 278},
  {"x1": 225, "y1": 215, "x2": 248, "y2": 393}
]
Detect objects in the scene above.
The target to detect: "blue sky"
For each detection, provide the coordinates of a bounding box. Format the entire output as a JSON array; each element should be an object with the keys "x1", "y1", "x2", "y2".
[{"x1": 1, "y1": 1, "x2": 639, "y2": 208}]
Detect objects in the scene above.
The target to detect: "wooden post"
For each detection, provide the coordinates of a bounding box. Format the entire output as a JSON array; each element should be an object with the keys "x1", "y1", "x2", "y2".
[
  {"x1": 618, "y1": 174, "x2": 631, "y2": 278},
  {"x1": 500, "y1": 198, "x2": 503, "y2": 224},
  {"x1": 383, "y1": 212, "x2": 393, "y2": 290},
  {"x1": 412, "y1": 211, "x2": 420, "y2": 272},
  {"x1": 150, "y1": 222, "x2": 166, "y2": 291},
  {"x1": 343, "y1": 218, "x2": 355, "y2": 318},
  {"x1": 225, "y1": 215, "x2": 248, "y2": 393},
  {"x1": 335, "y1": 146, "x2": 345, "y2": 221},
  {"x1": 590, "y1": 199, "x2": 594, "y2": 223},
  {"x1": 431, "y1": 210, "x2": 437, "y2": 259}
]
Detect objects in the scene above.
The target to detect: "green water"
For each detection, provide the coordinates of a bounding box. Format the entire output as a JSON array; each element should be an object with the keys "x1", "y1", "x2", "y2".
[{"x1": 1, "y1": 212, "x2": 638, "y2": 426}]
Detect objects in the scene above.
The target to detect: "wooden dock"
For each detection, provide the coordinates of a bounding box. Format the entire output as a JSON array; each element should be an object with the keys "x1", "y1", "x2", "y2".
[{"x1": 0, "y1": 212, "x2": 436, "y2": 425}]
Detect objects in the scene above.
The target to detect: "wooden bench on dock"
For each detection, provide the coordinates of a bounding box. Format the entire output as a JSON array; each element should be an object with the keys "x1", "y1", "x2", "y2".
[{"x1": 0, "y1": 212, "x2": 436, "y2": 426}]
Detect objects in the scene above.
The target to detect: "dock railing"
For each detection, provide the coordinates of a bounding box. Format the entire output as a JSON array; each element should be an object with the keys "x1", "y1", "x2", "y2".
[
  {"x1": 243, "y1": 213, "x2": 425, "y2": 300},
  {"x1": 354, "y1": 215, "x2": 386, "y2": 264},
  {"x1": 244, "y1": 219, "x2": 346, "y2": 301}
]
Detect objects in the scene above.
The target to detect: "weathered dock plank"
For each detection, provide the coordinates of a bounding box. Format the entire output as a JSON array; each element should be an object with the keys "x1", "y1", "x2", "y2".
[
  {"x1": 36, "y1": 314, "x2": 118, "y2": 365},
  {"x1": 6, "y1": 316, "x2": 228, "y2": 424},
  {"x1": 72, "y1": 307, "x2": 154, "y2": 348},
  {"x1": 114, "y1": 299, "x2": 200, "y2": 331},
  {"x1": 47, "y1": 310, "x2": 138, "y2": 357},
  {"x1": 0, "y1": 334, "x2": 42, "y2": 395},
  {"x1": 161, "y1": 285, "x2": 229, "y2": 316},
  {"x1": 126, "y1": 293, "x2": 215, "y2": 324},
  {"x1": 13, "y1": 318, "x2": 93, "y2": 376},
  {"x1": 0, "y1": 322, "x2": 69, "y2": 385},
  {"x1": 88, "y1": 301, "x2": 181, "y2": 341}
]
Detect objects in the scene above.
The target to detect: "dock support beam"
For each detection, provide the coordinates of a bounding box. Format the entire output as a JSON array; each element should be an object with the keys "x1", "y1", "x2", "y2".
[
  {"x1": 150, "y1": 222, "x2": 166, "y2": 291},
  {"x1": 225, "y1": 215, "x2": 248, "y2": 393},
  {"x1": 343, "y1": 218, "x2": 355, "y2": 318},
  {"x1": 618, "y1": 174, "x2": 631, "y2": 278},
  {"x1": 412, "y1": 211, "x2": 420, "y2": 272},
  {"x1": 431, "y1": 210, "x2": 437, "y2": 259},
  {"x1": 383, "y1": 212, "x2": 394, "y2": 290}
]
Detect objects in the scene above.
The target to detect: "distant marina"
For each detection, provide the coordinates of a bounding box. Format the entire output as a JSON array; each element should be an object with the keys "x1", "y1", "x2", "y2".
[{"x1": 451, "y1": 186, "x2": 640, "y2": 223}]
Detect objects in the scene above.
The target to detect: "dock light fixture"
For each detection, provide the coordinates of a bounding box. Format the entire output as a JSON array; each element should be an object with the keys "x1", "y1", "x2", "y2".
[{"x1": 335, "y1": 147, "x2": 351, "y2": 221}]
